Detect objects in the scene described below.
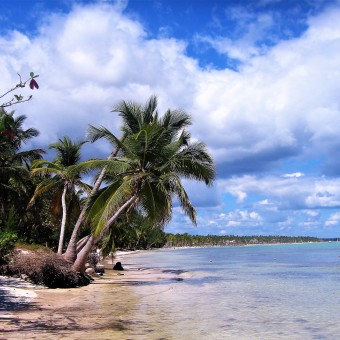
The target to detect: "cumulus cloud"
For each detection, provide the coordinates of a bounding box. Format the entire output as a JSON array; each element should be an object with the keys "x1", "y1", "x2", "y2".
[
  {"x1": 220, "y1": 175, "x2": 340, "y2": 210},
  {"x1": 190, "y1": 7, "x2": 340, "y2": 179},
  {"x1": 2, "y1": 1, "x2": 340, "y2": 236},
  {"x1": 325, "y1": 212, "x2": 340, "y2": 227},
  {"x1": 0, "y1": 2, "x2": 200, "y2": 154}
]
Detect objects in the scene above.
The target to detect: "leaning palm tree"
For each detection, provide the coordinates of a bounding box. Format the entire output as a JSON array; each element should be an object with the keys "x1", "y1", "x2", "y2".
[
  {"x1": 71, "y1": 99, "x2": 215, "y2": 272},
  {"x1": 30, "y1": 136, "x2": 90, "y2": 254},
  {"x1": 63, "y1": 96, "x2": 174, "y2": 262}
]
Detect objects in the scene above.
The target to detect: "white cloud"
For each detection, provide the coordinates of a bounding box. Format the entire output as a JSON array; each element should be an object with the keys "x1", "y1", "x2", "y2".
[
  {"x1": 2, "y1": 2, "x2": 340, "y2": 237},
  {"x1": 197, "y1": 9, "x2": 275, "y2": 62},
  {"x1": 220, "y1": 175, "x2": 340, "y2": 210},
  {"x1": 325, "y1": 212, "x2": 340, "y2": 226},
  {"x1": 1, "y1": 3, "x2": 340, "y2": 174},
  {"x1": 217, "y1": 209, "x2": 263, "y2": 227},
  {"x1": 282, "y1": 172, "x2": 304, "y2": 178}
]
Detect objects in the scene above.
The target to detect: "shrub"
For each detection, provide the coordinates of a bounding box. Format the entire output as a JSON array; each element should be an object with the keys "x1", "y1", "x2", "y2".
[{"x1": 0, "y1": 230, "x2": 17, "y2": 264}]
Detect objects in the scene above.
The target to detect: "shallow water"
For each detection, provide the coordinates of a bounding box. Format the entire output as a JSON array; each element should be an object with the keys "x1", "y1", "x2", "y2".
[{"x1": 123, "y1": 242, "x2": 340, "y2": 339}]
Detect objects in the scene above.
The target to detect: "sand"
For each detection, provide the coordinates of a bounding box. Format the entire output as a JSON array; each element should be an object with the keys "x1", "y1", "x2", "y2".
[{"x1": 0, "y1": 251, "x2": 177, "y2": 340}]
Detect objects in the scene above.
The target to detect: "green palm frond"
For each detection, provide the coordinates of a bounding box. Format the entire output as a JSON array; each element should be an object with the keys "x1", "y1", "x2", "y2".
[
  {"x1": 89, "y1": 179, "x2": 134, "y2": 236},
  {"x1": 139, "y1": 179, "x2": 172, "y2": 225},
  {"x1": 87, "y1": 125, "x2": 127, "y2": 153},
  {"x1": 161, "y1": 109, "x2": 192, "y2": 131},
  {"x1": 164, "y1": 142, "x2": 215, "y2": 185},
  {"x1": 75, "y1": 180, "x2": 92, "y2": 193},
  {"x1": 30, "y1": 160, "x2": 64, "y2": 176},
  {"x1": 70, "y1": 158, "x2": 131, "y2": 178},
  {"x1": 142, "y1": 95, "x2": 158, "y2": 124},
  {"x1": 171, "y1": 175, "x2": 196, "y2": 225},
  {"x1": 29, "y1": 177, "x2": 62, "y2": 206},
  {"x1": 15, "y1": 149, "x2": 45, "y2": 165},
  {"x1": 112, "y1": 100, "x2": 143, "y2": 134},
  {"x1": 85, "y1": 95, "x2": 215, "y2": 239},
  {"x1": 49, "y1": 136, "x2": 86, "y2": 166}
]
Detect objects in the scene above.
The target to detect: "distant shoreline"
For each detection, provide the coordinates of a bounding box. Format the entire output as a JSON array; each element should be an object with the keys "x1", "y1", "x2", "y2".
[{"x1": 161, "y1": 234, "x2": 326, "y2": 249}]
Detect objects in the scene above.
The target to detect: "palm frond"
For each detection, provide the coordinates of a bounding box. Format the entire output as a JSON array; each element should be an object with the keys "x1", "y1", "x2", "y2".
[
  {"x1": 162, "y1": 141, "x2": 215, "y2": 185},
  {"x1": 112, "y1": 100, "x2": 142, "y2": 134},
  {"x1": 29, "y1": 177, "x2": 61, "y2": 206},
  {"x1": 169, "y1": 174, "x2": 196, "y2": 225},
  {"x1": 70, "y1": 158, "x2": 130, "y2": 178},
  {"x1": 88, "y1": 179, "x2": 134, "y2": 236},
  {"x1": 142, "y1": 95, "x2": 158, "y2": 124},
  {"x1": 87, "y1": 125, "x2": 127, "y2": 152},
  {"x1": 49, "y1": 136, "x2": 86, "y2": 166}
]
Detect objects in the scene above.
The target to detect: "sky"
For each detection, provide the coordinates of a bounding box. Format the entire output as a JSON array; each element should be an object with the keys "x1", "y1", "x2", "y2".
[{"x1": 1, "y1": 0, "x2": 340, "y2": 237}]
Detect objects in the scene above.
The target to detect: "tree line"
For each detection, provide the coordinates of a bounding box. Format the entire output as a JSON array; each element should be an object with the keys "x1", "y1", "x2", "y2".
[{"x1": 163, "y1": 233, "x2": 320, "y2": 248}]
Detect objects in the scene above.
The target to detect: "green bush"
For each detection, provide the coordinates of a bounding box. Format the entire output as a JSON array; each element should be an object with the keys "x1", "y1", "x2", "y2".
[{"x1": 0, "y1": 230, "x2": 17, "y2": 264}]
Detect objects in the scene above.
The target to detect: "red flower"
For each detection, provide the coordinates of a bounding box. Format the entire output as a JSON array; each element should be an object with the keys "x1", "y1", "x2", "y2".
[
  {"x1": 29, "y1": 79, "x2": 39, "y2": 89},
  {"x1": 1, "y1": 128, "x2": 15, "y2": 140}
]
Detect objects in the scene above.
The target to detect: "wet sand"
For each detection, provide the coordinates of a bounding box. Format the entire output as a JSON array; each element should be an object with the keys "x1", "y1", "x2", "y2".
[{"x1": 0, "y1": 251, "x2": 177, "y2": 340}]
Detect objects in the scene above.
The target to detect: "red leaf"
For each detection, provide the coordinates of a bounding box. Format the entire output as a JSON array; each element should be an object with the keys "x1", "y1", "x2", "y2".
[
  {"x1": 1, "y1": 128, "x2": 14, "y2": 140},
  {"x1": 29, "y1": 79, "x2": 39, "y2": 90}
]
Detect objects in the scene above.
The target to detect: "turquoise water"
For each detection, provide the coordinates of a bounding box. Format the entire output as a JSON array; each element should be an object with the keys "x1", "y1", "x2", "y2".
[{"x1": 124, "y1": 242, "x2": 340, "y2": 339}]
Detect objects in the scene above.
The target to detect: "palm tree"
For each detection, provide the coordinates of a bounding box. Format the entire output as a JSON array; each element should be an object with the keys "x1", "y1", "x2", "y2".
[
  {"x1": 63, "y1": 96, "x2": 164, "y2": 262},
  {"x1": 0, "y1": 109, "x2": 44, "y2": 228},
  {"x1": 71, "y1": 97, "x2": 215, "y2": 272},
  {"x1": 30, "y1": 136, "x2": 90, "y2": 254}
]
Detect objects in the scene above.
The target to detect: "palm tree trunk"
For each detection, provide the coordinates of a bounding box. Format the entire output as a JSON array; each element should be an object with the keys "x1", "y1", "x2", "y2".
[
  {"x1": 71, "y1": 195, "x2": 137, "y2": 273},
  {"x1": 76, "y1": 235, "x2": 91, "y2": 253},
  {"x1": 63, "y1": 156, "x2": 112, "y2": 262},
  {"x1": 57, "y1": 183, "x2": 68, "y2": 255},
  {"x1": 97, "y1": 195, "x2": 137, "y2": 240},
  {"x1": 72, "y1": 235, "x2": 95, "y2": 273},
  {"x1": 64, "y1": 140, "x2": 126, "y2": 263}
]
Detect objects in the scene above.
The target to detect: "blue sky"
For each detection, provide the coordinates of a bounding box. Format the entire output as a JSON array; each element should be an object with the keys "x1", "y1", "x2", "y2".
[{"x1": 1, "y1": 0, "x2": 340, "y2": 237}]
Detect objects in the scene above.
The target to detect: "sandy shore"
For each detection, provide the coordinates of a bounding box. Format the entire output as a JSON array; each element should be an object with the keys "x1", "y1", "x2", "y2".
[{"x1": 0, "y1": 251, "x2": 178, "y2": 340}]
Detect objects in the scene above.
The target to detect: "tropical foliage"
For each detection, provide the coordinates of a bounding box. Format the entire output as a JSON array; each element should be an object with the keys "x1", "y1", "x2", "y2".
[
  {"x1": 30, "y1": 136, "x2": 90, "y2": 254},
  {"x1": 1, "y1": 88, "x2": 215, "y2": 277},
  {"x1": 0, "y1": 109, "x2": 46, "y2": 245},
  {"x1": 71, "y1": 96, "x2": 215, "y2": 272}
]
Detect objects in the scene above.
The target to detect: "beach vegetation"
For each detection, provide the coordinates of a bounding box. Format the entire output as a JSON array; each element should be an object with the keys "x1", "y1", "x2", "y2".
[
  {"x1": 29, "y1": 136, "x2": 90, "y2": 254},
  {"x1": 1, "y1": 91, "x2": 216, "y2": 284},
  {"x1": 70, "y1": 96, "x2": 215, "y2": 272},
  {"x1": 0, "y1": 230, "x2": 17, "y2": 264},
  {"x1": 0, "y1": 109, "x2": 47, "y2": 247}
]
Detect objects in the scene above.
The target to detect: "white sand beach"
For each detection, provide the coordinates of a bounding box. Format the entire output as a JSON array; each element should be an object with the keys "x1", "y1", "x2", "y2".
[{"x1": 0, "y1": 251, "x2": 180, "y2": 340}]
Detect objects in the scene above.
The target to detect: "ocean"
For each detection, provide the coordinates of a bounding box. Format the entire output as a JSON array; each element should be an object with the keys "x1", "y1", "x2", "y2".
[{"x1": 122, "y1": 242, "x2": 340, "y2": 339}]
